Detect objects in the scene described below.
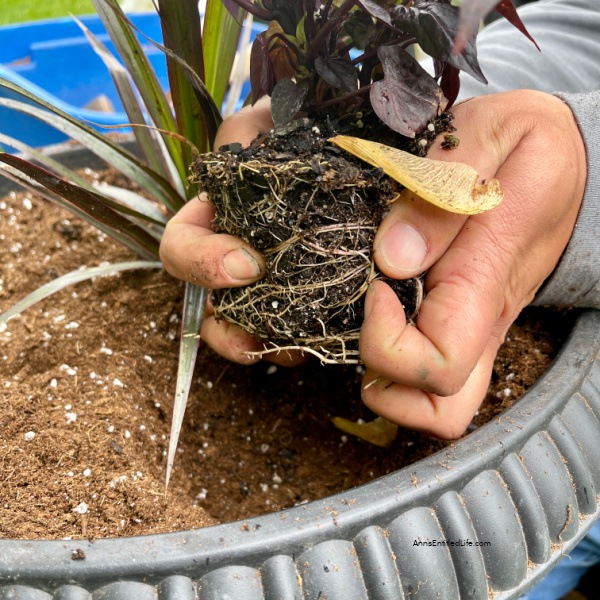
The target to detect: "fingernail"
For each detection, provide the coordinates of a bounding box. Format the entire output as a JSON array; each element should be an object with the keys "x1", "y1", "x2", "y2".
[
  {"x1": 223, "y1": 248, "x2": 261, "y2": 281},
  {"x1": 379, "y1": 221, "x2": 427, "y2": 274}
]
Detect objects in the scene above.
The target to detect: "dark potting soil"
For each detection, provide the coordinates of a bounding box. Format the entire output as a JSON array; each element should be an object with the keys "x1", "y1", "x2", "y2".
[
  {"x1": 193, "y1": 115, "x2": 454, "y2": 363},
  {"x1": 0, "y1": 169, "x2": 571, "y2": 540}
]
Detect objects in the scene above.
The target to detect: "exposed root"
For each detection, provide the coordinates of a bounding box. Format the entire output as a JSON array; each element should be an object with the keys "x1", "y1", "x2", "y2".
[
  {"x1": 246, "y1": 344, "x2": 361, "y2": 365},
  {"x1": 192, "y1": 120, "x2": 424, "y2": 364}
]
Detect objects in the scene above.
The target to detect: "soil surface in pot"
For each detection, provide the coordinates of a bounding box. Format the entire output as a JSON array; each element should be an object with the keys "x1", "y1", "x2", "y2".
[{"x1": 0, "y1": 169, "x2": 573, "y2": 540}]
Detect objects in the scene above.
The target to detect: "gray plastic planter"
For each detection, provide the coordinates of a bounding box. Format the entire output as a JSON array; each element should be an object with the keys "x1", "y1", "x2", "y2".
[{"x1": 1, "y1": 144, "x2": 599, "y2": 599}]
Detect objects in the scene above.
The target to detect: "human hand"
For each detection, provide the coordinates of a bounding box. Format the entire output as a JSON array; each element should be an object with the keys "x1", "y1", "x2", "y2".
[
  {"x1": 160, "y1": 98, "x2": 301, "y2": 366},
  {"x1": 361, "y1": 90, "x2": 587, "y2": 438}
]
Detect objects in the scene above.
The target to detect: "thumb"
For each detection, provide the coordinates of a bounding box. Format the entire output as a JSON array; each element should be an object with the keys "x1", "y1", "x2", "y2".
[
  {"x1": 373, "y1": 190, "x2": 467, "y2": 279},
  {"x1": 373, "y1": 96, "x2": 514, "y2": 280},
  {"x1": 215, "y1": 96, "x2": 273, "y2": 149}
]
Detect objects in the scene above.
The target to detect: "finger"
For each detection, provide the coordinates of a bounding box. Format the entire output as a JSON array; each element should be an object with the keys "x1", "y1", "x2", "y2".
[
  {"x1": 215, "y1": 96, "x2": 273, "y2": 148},
  {"x1": 373, "y1": 189, "x2": 467, "y2": 279},
  {"x1": 201, "y1": 314, "x2": 307, "y2": 367},
  {"x1": 160, "y1": 196, "x2": 265, "y2": 288},
  {"x1": 373, "y1": 97, "x2": 504, "y2": 280},
  {"x1": 200, "y1": 315, "x2": 263, "y2": 365},
  {"x1": 364, "y1": 93, "x2": 583, "y2": 397},
  {"x1": 360, "y1": 274, "x2": 503, "y2": 397},
  {"x1": 361, "y1": 333, "x2": 501, "y2": 439}
]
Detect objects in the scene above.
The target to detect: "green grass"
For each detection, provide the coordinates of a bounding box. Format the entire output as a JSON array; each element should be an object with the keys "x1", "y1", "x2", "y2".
[{"x1": 0, "y1": 0, "x2": 96, "y2": 25}]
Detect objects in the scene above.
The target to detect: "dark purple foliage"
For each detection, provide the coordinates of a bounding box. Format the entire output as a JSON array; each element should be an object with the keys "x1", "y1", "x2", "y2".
[
  {"x1": 229, "y1": 0, "x2": 535, "y2": 137},
  {"x1": 456, "y1": 0, "x2": 538, "y2": 53},
  {"x1": 370, "y1": 44, "x2": 446, "y2": 136},
  {"x1": 391, "y1": 2, "x2": 487, "y2": 84}
]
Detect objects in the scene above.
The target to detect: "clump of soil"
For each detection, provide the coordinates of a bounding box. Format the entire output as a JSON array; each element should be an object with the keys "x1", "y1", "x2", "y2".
[
  {"x1": 193, "y1": 115, "x2": 456, "y2": 363},
  {"x1": 0, "y1": 170, "x2": 571, "y2": 540}
]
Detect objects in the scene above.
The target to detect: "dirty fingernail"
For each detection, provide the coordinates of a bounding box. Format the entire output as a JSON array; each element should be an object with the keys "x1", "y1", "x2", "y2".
[
  {"x1": 223, "y1": 248, "x2": 261, "y2": 281},
  {"x1": 380, "y1": 221, "x2": 427, "y2": 274}
]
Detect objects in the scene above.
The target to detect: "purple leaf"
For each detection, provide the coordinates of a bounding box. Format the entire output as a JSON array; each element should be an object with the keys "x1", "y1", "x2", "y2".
[
  {"x1": 439, "y1": 63, "x2": 461, "y2": 109},
  {"x1": 356, "y1": 0, "x2": 392, "y2": 25},
  {"x1": 494, "y1": 0, "x2": 540, "y2": 51},
  {"x1": 315, "y1": 55, "x2": 358, "y2": 93},
  {"x1": 370, "y1": 45, "x2": 447, "y2": 138},
  {"x1": 455, "y1": 0, "x2": 538, "y2": 53},
  {"x1": 343, "y1": 10, "x2": 377, "y2": 49},
  {"x1": 271, "y1": 78, "x2": 308, "y2": 127},
  {"x1": 250, "y1": 31, "x2": 276, "y2": 101},
  {"x1": 221, "y1": 0, "x2": 273, "y2": 22},
  {"x1": 392, "y1": 2, "x2": 487, "y2": 84}
]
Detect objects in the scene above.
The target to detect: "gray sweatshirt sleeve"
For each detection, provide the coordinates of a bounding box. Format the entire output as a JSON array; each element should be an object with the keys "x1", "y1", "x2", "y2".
[
  {"x1": 531, "y1": 92, "x2": 600, "y2": 309},
  {"x1": 457, "y1": 0, "x2": 600, "y2": 309},
  {"x1": 458, "y1": 0, "x2": 600, "y2": 98}
]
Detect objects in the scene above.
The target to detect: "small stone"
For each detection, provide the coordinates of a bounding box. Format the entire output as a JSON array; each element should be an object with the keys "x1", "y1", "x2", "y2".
[
  {"x1": 71, "y1": 549, "x2": 86, "y2": 561},
  {"x1": 72, "y1": 502, "x2": 88, "y2": 514}
]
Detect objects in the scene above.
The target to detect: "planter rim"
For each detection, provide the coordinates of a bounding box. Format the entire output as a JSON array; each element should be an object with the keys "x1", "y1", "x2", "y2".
[{"x1": 1, "y1": 143, "x2": 599, "y2": 600}]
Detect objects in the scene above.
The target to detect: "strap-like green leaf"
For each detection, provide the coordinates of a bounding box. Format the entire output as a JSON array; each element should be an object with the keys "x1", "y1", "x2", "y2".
[
  {"x1": 0, "y1": 90, "x2": 183, "y2": 213},
  {"x1": 204, "y1": 0, "x2": 246, "y2": 110},
  {"x1": 0, "y1": 154, "x2": 161, "y2": 259},
  {"x1": 75, "y1": 15, "x2": 186, "y2": 197},
  {"x1": 91, "y1": 0, "x2": 187, "y2": 182},
  {"x1": 0, "y1": 132, "x2": 95, "y2": 190},
  {"x1": 0, "y1": 261, "x2": 162, "y2": 325},
  {"x1": 95, "y1": 183, "x2": 168, "y2": 225},
  {"x1": 166, "y1": 282, "x2": 208, "y2": 488},
  {"x1": 158, "y1": 0, "x2": 208, "y2": 166}
]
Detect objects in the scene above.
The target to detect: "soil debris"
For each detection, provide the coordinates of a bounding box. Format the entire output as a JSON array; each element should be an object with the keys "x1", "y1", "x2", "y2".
[{"x1": 0, "y1": 170, "x2": 569, "y2": 540}]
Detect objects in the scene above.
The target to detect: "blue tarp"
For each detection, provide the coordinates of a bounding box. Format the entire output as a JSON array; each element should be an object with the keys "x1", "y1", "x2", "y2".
[{"x1": 0, "y1": 13, "x2": 256, "y2": 150}]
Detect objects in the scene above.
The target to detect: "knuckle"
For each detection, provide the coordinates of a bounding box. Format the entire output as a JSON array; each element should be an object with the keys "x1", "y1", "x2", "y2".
[
  {"x1": 202, "y1": 318, "x2": 261, "y2": 365},
  {"x1": 428, "y1": 419, "x2": 469, "y2": 440},
  {"x1": 158, "y1": 233, "x2": 176, "y2": 275},
  {"x1": 426, "y1": 369, "x2": 468, "y2": 397},
  {"x1": 189, "y1": 255, "x2": 219, "y2": 287}
]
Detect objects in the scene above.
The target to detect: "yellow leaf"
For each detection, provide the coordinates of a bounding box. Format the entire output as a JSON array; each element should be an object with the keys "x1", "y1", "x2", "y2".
[
  {"x1": 331, "y1": 415, "x2": 398, "y2": 447},
  {"x1": 329, "y1": 135, "x2": 503, "y2": 215}
]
